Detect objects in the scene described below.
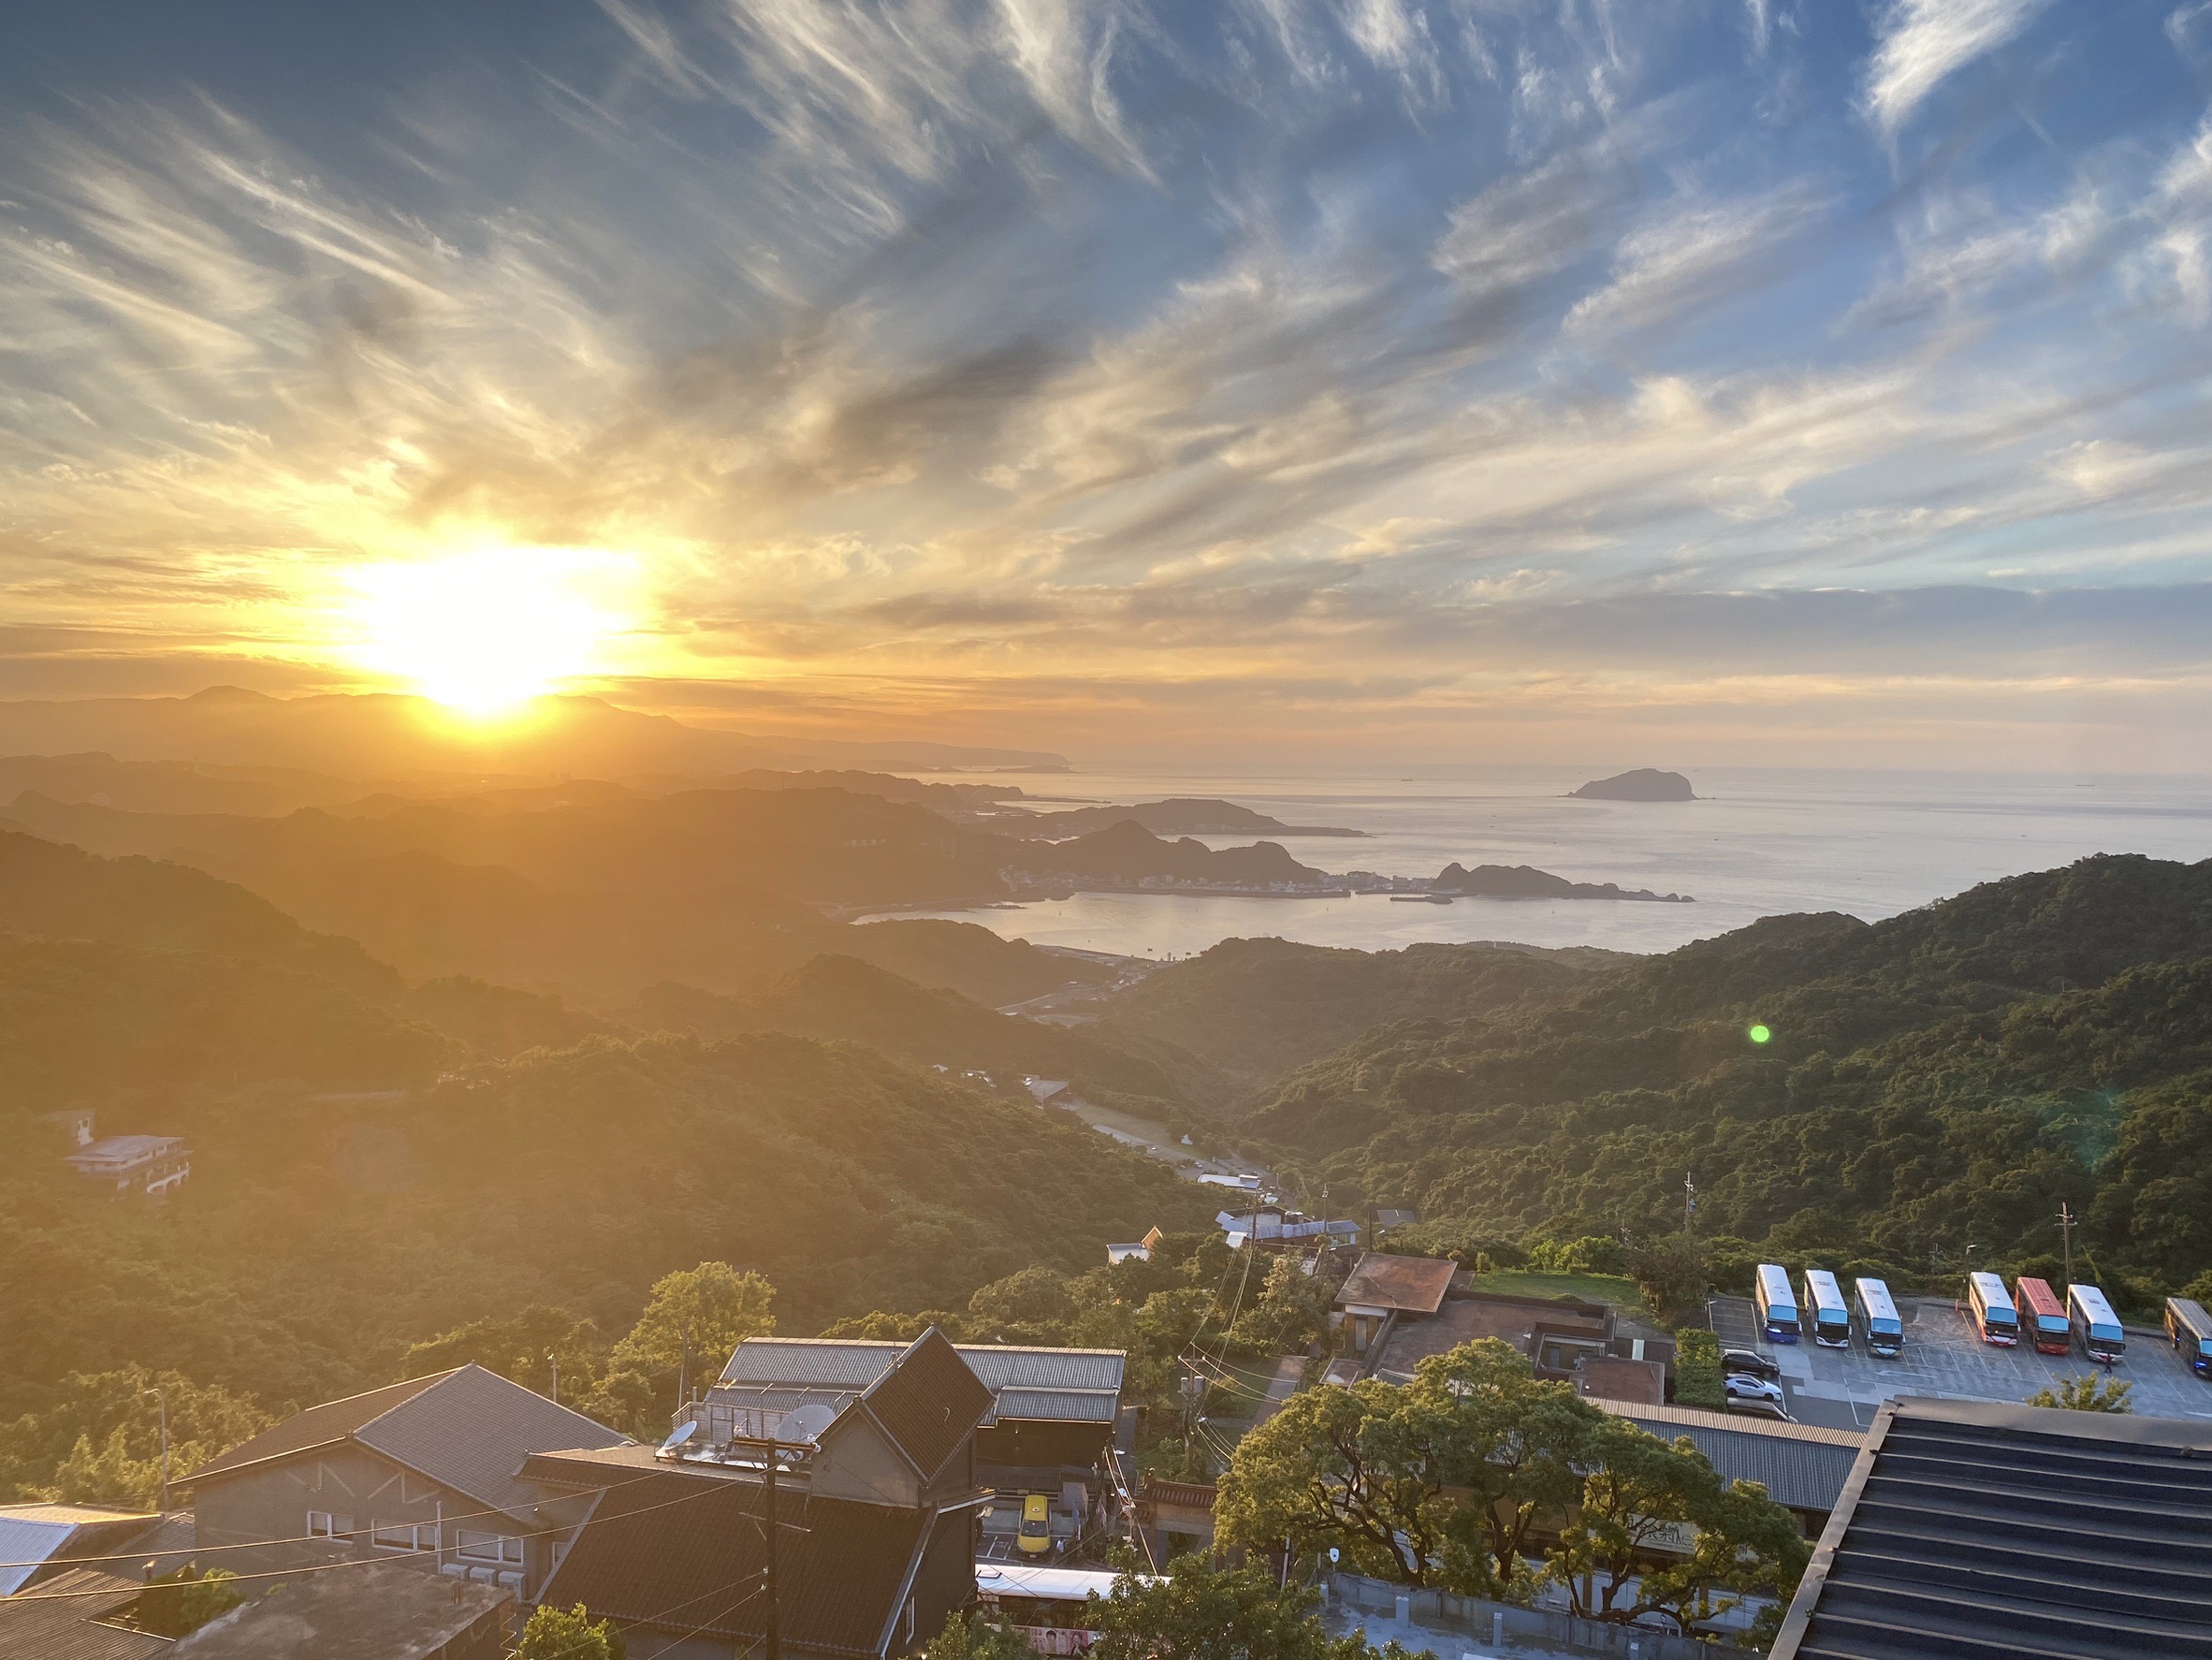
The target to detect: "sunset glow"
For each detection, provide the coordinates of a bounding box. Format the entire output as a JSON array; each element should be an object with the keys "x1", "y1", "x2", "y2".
[{"x1": 342, "y1": 548, "x2": 633, "y2": 716}]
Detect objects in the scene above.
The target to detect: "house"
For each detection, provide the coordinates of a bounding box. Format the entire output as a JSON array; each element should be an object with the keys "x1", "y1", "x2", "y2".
[
  {"x1": 65, "y1": 1134, "x2": 191, "y2": 1198},
  {"x1": 1215, "y1": 1205, "x2": 1360, "y2": 1248},
  {"x1": 182, "y1": 1363, "x2": 629, "y2": 1599},
  {"x1": 695, "y1": 1336, "x2": 1127, "y2": 1560},
  {"x1": 1105, "y1": 1243, "x2": 1151, "y2": 1265},
  {"x1": 1366, "y1": 1284, "x2": 1660, "y2": 1384},
  {"x1": 1022, "y1": 1077, "x2": 1079, "y2": 1108},
  {"x1": 1771, "y1": 1395, "x2": 2212, "y2": 1659},
  {"x1": 532, "y1": 1327, "x2": 993, "y2": 1659},
  {"x1": 1132, "y1": 1476, "x2": 1217, "y2": 1568},
  {"x1": 1582, "y1": 1398, "x2": 1865, "y2": 1537},
  {"x1": 169, "y1": 1562, "x2": 514, "y2": 1660},
  {"x1": 0, "y1": 1510, "x2": 196, "y2": 1660},
  {"x1": 1333, "y1": 1252, "x2": 1457, "y2": 1358}
]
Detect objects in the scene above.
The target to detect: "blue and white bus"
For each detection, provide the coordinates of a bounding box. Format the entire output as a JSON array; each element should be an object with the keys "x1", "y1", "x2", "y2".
[
  {"x1": 2166, "y1": 1297, "x2": 2212, "y2": 1377},
  {"x1": 1803, "y1": 1270, "x2": 1851, "y2": 1348},
  {"x1": 1754, "y1": 1263, "x2": 1800, "y2": 1344},
  {"x1": 1853, "y1": 1277, "x2": 1903, "y2": 1358},
  {"x1": 2068, "y1": 1283, "x2": 2125, "y2": 1364},
  {"x1": 1966, "y1": 1272, "x2": 2018, "y2": 1347}
]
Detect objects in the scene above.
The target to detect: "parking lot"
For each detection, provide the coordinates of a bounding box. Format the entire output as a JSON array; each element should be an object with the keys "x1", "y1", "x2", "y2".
[{"x1": 1710, "y1": 1296, "x2": 2212, "y2": 1428}]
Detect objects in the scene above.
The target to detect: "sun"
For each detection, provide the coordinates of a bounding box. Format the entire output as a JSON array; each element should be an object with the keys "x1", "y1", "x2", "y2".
[{"x1": 342, "y1": 546, "x2": 631, "y2": 715}]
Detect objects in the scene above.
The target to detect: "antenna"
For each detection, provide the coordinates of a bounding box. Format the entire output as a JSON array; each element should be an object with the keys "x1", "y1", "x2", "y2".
[
  {"x1": 658, "y1": 1420, "x2": 701, "y2": 1457},
  {"x1": 780, "y1": 1403, "x2": 837, "y2": 1444}
]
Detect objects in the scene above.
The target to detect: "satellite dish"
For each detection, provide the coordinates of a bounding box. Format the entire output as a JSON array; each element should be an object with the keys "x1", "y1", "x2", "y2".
[
  {"x1": 659, "y1": 1420, "x2": 701, "y2": 1455},
  {"x1": 781, "y1": 1404, "x2": 837, "y2": 1444}
]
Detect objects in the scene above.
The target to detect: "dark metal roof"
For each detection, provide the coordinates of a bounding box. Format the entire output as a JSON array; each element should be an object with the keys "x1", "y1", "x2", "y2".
[
  {"x1": 0, "y1": 1566, "x2": 173, "y2": 1660},
  {"x1": 1585, "y1": 1398, "x2": 1864, "y2": 1515},
  {"x1": 1771, "y1": 1395, "x2": 2212, "y2": 1660},
  {"x1": 858, "y1": 1329, "x2": 995, "y2": 1481},
  {"x1": 182, "y1": 1372, "x2": 453, "y2": 1483},
  {"x1": 533, "y1": 1462, "x2": 931, "y2": 1657},
  {"x1": 184, "y1": 1364, "x2": 627, "y2": 1522}
]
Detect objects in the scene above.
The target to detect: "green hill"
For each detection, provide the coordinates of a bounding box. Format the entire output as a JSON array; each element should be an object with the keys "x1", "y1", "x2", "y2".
[{"x1": 1243, "y1": 855, "x2": 2212, "y2": 1293}]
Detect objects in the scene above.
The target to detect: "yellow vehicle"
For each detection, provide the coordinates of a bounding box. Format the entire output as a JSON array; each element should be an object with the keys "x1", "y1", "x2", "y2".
[{"x1": 1017, "y1": 1493, "x2": 1052, "y2": 1556}]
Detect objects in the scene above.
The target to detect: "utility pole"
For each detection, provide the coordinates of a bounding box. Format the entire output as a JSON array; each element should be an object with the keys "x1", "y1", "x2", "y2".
[
  {"x1": 140, "y1": 1388, "x2": 168, "y2": 1512},
  {"x1": 720, "y1": 1434, "x2": 799, "y2": 1660},
  {"x1": 677, "y1": 1318, "x2": 691, "y2": 1420},
  {"x1": 2059, "y1": 1202, "x2": 2075, "y2": 1288},
  {"x1": 547, "y1": 1350, "x2": 560, "y2": 1406},
  {"x1": 1683, "y1": 1172, "x2": 1695, "y2": 1237}
]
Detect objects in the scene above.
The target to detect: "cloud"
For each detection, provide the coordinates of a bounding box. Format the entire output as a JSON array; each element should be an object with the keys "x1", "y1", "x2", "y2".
[
  {"x1": 1864, "y1": 0, "x2": 2053, "y2": 137},
  {"x1": 1564, "y1": 182, "x2": 1829, "y2": 335}
]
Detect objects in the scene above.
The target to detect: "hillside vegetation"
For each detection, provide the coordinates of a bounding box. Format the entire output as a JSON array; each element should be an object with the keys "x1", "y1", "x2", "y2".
[{"x1": 1244, "y1": 855, "x2": 2212, "y2": 1299}]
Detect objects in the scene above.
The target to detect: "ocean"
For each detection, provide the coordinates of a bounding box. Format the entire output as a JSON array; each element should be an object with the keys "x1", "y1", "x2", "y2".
[{"x1": 876, "y1": 765, "x2": 2212, "y2": 960}]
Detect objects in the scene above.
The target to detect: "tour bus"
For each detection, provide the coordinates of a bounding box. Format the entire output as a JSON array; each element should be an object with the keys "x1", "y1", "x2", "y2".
[
  {"x1": 1803, "y1": 1270, "x2": 1852, "y2": 1348},
  {"x1": 1853, "y1": 1277, "x2": 1903, "y2": 1358},
  {"x1": 2068, "y1": 1283, "x2": 2126, "y2": 1364},
  {"x1": 2015, "y1": 1276, "x2": 2072, "y2": 1356},
  {"x1": 1965, "y1": 1272, "x2": 2018, "y2": 1347},
  {"x1": 2166, "y1": 1297, "x2": 2212, "y2": 1377},
  {"x1": 1754, "y1": 1263, "x2": 1800, "y2": 1344}
]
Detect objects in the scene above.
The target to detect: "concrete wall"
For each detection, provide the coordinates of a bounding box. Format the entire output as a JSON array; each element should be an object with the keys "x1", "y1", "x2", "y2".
[{"x1": 1329, "y1": 1573, "x2": 1758, "y2": 1660}]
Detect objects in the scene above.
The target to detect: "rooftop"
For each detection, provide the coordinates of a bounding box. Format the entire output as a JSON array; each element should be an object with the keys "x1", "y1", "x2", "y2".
[
  {"x1": 1771, "y1": 1394, "x2": 2212, "y2": 1660},
  {"x1": 0, "y1": 1565, "x2": 170, "y2": 1660},
  {"x1": 712, "y1": 1336, "x2": 1127, "y2": 1430},
  {"x1": 169, "y1": 1561, "x2": 512, "y2": 1660},
  {"x1": 1583, "y1": 1398, "x2": 1866, "y2": 1516},
  {"x1": 184, "y1": 1364, "x2": 629, "y2": 1522},
  {"x1": 1334, "y1": 1253, "x2": 1457, "y2": 1317},
  {"x1": 1572, "y1": 1355, "x2": 1665, "y2": 1406},
  {"x1": 0, "y1": 1505, "x2": 161, "y2": 1596},
  {"x1": 63, "y1": 1137, "x2": 182, "y2": 1168}
]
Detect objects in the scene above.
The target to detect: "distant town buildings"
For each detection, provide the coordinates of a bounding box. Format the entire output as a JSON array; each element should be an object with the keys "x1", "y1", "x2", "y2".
[{"x1": 43, "y1": 1109, "x2": 192, "y2": 1197}]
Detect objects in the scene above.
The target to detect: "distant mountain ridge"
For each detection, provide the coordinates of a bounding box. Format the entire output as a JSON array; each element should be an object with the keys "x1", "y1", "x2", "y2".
[{"x1": 0, "y1": 688, "x2": 1068, "y2": 777}]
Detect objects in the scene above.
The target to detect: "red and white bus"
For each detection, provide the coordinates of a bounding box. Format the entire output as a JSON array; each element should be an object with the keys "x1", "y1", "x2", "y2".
[
  {"x1": 1965, "y1": 1272, "x2": 2018, "y2": 1347},
  {"x1": 2015, "y1": 1276, "x2": 2071, "y2": 1356}
]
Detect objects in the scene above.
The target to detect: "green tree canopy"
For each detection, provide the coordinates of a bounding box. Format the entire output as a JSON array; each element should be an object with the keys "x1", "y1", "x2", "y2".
[
  {"x1": 1088, "y1": 1557, "x2": 1406, "y2": 1660},
  {"x1": 2028, "y1": 1374, "x2": 2133, "y2": 1412},
  {"x1": 516, "y1": 1602, "x2": 627, "y2": 1660},
  {"x1": 609, "y1": 1262, "x2": 776, "y2": 1384},
  {"x1": 923, "y1": 1610, "x2": 1039, "y2": 1660},
  {"x1": 400, "y1": 1305, "x2": 605, "y2": 1401}
]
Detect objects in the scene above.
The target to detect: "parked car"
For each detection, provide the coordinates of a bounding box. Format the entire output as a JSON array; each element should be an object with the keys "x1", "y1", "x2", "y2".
[
  {"x1": 1724, "y1": 1372, "x2": 1785, "y2": 1404},
  {"x1": 1722, "y1": 1348, "x2": 1782, "y2": 1380},
  {"x1": 1018, "y1": 1492, "x2": 1052, "y2": 1556},
  {"x1": 1724, "y1": 1395, "x2": 1795, "y2": 1422}
]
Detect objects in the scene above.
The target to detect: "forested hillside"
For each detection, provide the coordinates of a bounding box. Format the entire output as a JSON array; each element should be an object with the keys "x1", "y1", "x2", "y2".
[
  {"x1": 1096, "y1": 937, "x2": 1618, "y2": 1091},
  {"x1": 1241, "y1": 855, "x2": 2212, "y2": 1303}
]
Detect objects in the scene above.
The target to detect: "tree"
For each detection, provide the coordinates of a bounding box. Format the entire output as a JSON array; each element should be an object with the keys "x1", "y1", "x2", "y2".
[
  {"x1": 400, "y1": 1305, "x2": 606, "y2": 1402},
  {"x1": 516, "y1": 1602, "x2": 627, "y2": 1660},
  {"x1": 21, "y1": 1370, "x2": 272, "y2": 1510},
  {"x1": 1624, "y1": 1236, "x2": 1708, "y2": 1320},
  {"x1": 137, "y1": 1566, "x2": 242, "y2": 1638},
  {"x1": 1671, "y1": 1328, "x2": 1724, "y2": 1408},
  {"x1": 2029, "y1": 1374, "x2": 2133, "y2": 1412},
  {"x1": 1543, "y1": 1420, "x2": 1807, "y2": 1631},
  {"x1": 605, "y1": 1263, "x2": 776, "y2": 1404},
  {"x1": 1088, "y1": 1557, "x2": 1405, "y2": 1660},
  {"x1": 1230, "y1": 1253, "x2": 1333, "y2": 1356},
  {"x1": 1215, "y1": 1378, "x2": 1453, "y2": 1586},
  {"x1": 924, "y1": 1610, "x2": 1039, "y2": 1660}
]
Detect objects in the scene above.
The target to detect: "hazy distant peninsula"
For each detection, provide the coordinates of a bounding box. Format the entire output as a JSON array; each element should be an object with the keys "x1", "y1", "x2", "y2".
[
  {"x1": 1004, "y1": 819, "x2": 1345, "y2": 894},
  {"x1": 1569, "y1": 768, "x2": 1696, "y2": 802},
  {"x1": 1013, "y1": 797, "x2": 1365, "y2": 838},
  {"x1": 1433, "y1": 862, "x2": 1693, "y2": 903}
]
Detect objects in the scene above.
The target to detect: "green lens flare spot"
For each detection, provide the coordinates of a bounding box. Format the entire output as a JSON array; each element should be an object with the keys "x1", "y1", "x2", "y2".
[{"x1": 1747, "y1": 1024, "x2": 1772, "y2": 1044}]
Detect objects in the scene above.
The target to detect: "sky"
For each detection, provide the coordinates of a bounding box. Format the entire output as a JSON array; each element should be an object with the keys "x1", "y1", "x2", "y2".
[{"x1": 4, "y1": 0, "x2": 2212, "y2": 768}]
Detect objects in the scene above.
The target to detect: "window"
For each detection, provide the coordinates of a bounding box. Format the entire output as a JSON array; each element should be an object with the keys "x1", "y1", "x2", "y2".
[
  {"x1": 456, "y1": 1531, "x2": 525, "y2": 1566},
  {"x1": 371, "y1": 1521, "x2": 431, "y2": 1551},
  {"x1": 306, "y1": 1511, "x2": 354, "y2": 1538}
]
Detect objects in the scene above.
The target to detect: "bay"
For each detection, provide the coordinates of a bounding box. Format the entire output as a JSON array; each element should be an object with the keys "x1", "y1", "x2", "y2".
[{"x1": 870, "y1": 764, "x2": 2212, "y2": 960}]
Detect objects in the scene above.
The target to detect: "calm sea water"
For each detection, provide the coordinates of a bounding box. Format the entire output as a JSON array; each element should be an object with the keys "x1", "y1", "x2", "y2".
[{"x1": 872, "y1": 765, "x2": 2212, "y2": 960}]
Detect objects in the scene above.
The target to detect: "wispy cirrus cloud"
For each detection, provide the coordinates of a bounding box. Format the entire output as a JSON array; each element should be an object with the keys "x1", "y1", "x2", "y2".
[{"x1": 1863, "y1": 0, "x2": 2054, "y2": 136}]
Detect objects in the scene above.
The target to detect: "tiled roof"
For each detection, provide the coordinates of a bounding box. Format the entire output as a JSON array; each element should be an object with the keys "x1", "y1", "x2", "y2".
[
  {"x1": 1584, "y1": 1399, "x2": 1865, "y2": 1515},
  {"x1": 536, "y1": 1463, "x2": 930, "y2": 1657},
  {"x1": 182, "y1": 1373, "x2": 455, "y2": 1484},
  {"x1": 0, "y1": 1565, "x2": 172, "y2": 1660},
  {"x1": 185, "y1": 1364, "x2": 628, "y2": 1522},
  {"x1": 858, "y1": 1329, "x2": 996, "y2": 1480},
  {"x1": 1771, "y1": 1395, "x2": 2212, "y2": 1660},
  {"x1": 354, "y1": 1364, "x2": 628, "y2": 1521},
  {"x1": 1334, "y1": 1253, "x2": 1456, "y2": 1316}
]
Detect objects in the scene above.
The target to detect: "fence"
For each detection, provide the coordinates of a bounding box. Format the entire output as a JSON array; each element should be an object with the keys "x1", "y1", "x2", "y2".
[{"x1": 1329, "y1": 1573, "x2": 1758, "y2": 1660}]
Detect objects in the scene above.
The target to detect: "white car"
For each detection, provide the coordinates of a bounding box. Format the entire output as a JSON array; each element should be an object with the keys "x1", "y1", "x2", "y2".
[{"x1": 1724, "y1": 1372, "x2": 1785, "y2": 1405}]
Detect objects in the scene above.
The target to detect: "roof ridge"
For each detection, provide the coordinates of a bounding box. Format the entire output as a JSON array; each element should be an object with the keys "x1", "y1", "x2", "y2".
[{"x1": 352, "y1": 1363, "x2": 475, "y2": 1434}]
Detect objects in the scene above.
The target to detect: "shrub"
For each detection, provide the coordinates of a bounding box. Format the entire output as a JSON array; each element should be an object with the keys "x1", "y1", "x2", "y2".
[{"x1": 1673, "y1": 1328, "x2": 1724, "y2": 1408}]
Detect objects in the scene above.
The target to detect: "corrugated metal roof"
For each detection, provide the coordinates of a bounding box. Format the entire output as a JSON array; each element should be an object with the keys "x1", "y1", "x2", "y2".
[
  {"x1": 716, "y1": 1339, "x2": 1126, "y2": 1428},
  {"x1": 0, "y1": 1507, "x2": 164, "y2": 1597},
  {"x1": 0, "y1": 1565, "x2": 172, "y2": 1660},
  {"x1": 0, "y1": 1518, "x2": 82, "y2": 1598},
  {"x1": 1584, "y1": 1398, "x2": 1864, "y2": 1515},
  {"x1": 354, "y1": 1364, "x2": 630, "y2": 1522},
  {"x1": 993, "y1": 1389, "x2": 1120, "y2": 1424},
  {"x1": 1772, "y1": 1395, "x2": 2212, "y2": 1660}
]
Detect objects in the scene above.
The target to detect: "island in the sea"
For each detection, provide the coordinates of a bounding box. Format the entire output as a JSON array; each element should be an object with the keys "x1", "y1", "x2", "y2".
[
  {"x1": 1432, "y1": 862, "x2": 1694, "y2": 903},
  {"x1": 1569, "y1": 768, "x2": 1696, "y2": 801}
]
